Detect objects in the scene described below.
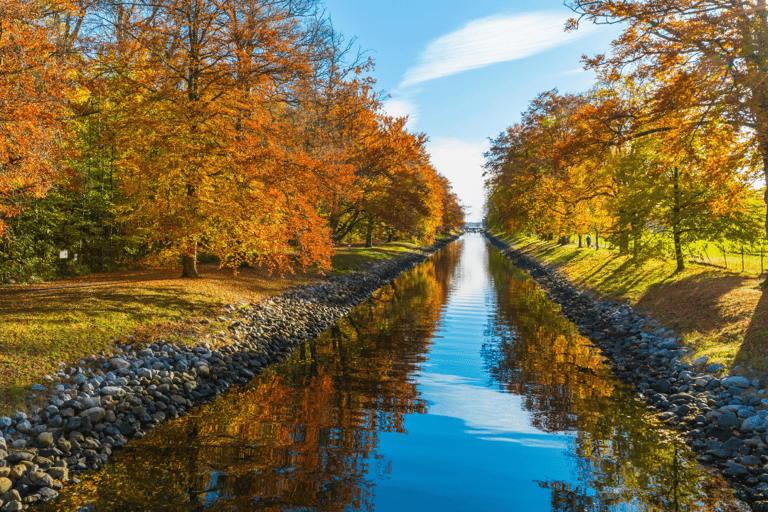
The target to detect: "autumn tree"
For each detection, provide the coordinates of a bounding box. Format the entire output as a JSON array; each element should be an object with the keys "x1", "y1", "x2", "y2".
[
  {"x1": 92, "y1": 0, "x2": 340, "y2": 276},
  {"x1": 0, "y1": 0, "x2": 74, "y2": 237},
  {"x1": 567, "y1": 0, "x2": 768, "y2": 257}
]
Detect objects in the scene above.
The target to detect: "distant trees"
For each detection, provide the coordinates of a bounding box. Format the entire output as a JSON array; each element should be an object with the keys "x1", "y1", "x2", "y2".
[{"x1": 0, "y1": 0, "x2": 463, "y2": 282}]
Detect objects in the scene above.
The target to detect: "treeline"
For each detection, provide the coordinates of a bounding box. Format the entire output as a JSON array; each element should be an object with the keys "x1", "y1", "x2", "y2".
[
  {"x1": 0, "y1": 0, "x2": 464, "y2": 282},
  {"x1": 484, "y1": 1, "x2": 768, "y2": 273}
]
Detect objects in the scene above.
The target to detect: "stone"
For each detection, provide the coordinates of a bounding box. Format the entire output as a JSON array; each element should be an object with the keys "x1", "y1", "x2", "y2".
[
  {"x1": 14, "y1": 420, "x2": 30, "y2": 433},
  {"x1": 36, "y1": 487, "x2": 57, "y2": 502},
  {"x1": 101, "y1": 386, "x2": 126, "y2": 397},
  {"x1": 1, "y1": 500, "x2": 22, "y2": 511},
  {"x1": 722, "y1": 376, "x2": 751, "y2": 389},
  {"x1": 81, "y1": 407, "x2": 106, "y2": 424},
  {"x1": 7, "y1": 466, "x2": 24, "y2": 480},
  {"x1": 109, "y1": 357, "x2": 131, "y2": 369},
  {"x1": 692, "y1": 356, "x2": 709, "y2": 367},
  {"x1": 653, "y1": 379, "x2": 672, "y2": 393},
  {"x1": 0, "y1": 479, "x2": 11, "y2": 494},
  {"x1": 47, "y1": 467, "x2": 67, "y2": 480},
  {"x1": 724, "y1": 462, "x2": 750, "y2": 479},
  {"x1": 35, "y1": 431, "x2": 54, "y2": 448},
  {"x1": 707, "y1": 363, "x2": 725, "y2": 373},
  {"x1": 718, "y1": 413, "x2": 741, "y2": 428},
  {"x1": 723, "y1": 437, "x2": 744, "y2": 452},
  {"x1": 743, "y1": 455, "x2": 762, "y2": 467}
]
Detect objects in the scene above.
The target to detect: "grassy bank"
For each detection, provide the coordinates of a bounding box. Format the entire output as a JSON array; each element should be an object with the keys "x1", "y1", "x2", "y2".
[
  {"x1": 495, "y1": 232, "x2": 768, "y2": 380},
  {"x1": 0, "y1": 240, "x2": 434, "y2": 413}
]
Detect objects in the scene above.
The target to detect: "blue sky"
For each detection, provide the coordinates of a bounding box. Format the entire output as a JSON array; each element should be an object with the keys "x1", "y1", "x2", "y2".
[{"x1": 321, "y1": 0, "x2": 619, "y2": 222}]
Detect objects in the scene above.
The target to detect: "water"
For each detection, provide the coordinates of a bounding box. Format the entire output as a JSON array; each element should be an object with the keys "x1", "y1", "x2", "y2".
[{"x1": 44, "y1": 233, "x2": 742, "y2": 511}]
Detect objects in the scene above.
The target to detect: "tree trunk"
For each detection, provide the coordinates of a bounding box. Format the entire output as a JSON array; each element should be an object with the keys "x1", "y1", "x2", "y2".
[
  {"x1": 181, "y1": 254, "x2": 198, "y2": 277},
  {"x1": 387, "y1": 226, "x2": 393, "y2": 243},
  {"x1": 672, "y1": 166, "x2": 685, "y2": 272},
  {"x1": 181, "y1": 242, "x2": 198, "y2": 278},
  {"x1": 632, "y1": 223, "x2": 640, "y2": 259},
  {"x1": 365, "y1": 219, "x2": 374, "y2": 248},
  {"x1": 595, "y1": 230, "x2": 600, "y2": 251},
  {"x1": 578, "y1": 234, "x2": 582, "y2": 248}
]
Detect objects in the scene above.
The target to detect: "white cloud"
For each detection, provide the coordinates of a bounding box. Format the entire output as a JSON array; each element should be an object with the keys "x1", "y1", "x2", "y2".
[
  {"x1": 400, "y1": 11, "x2": 598, "y2": 88},
  {"x1": 382, "y1": 96, "x2": 420, "y2": 129},
  {"x1": 426, "y1": 137, "x2": 488, "y2": 223}
]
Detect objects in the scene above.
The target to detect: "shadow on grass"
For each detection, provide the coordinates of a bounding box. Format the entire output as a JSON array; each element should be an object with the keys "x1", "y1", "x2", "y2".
[
  {"x1": 636, "y1": 273, "x2": 750, "y2": 333},
  {"x1": 735, "y1": 287, "x2": 768, "y2": 372}
]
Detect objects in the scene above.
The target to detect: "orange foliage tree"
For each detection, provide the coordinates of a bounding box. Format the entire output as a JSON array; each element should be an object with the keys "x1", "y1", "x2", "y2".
[
  {"x1": 0, "y1": 0, "x2": 73, "y2": 236},
  {"x1": 92, "y1": 0, "x2": 345, "y2": 276},
  {"x1": 567, "y1": 0, "x2": 768, "y2": 244}
]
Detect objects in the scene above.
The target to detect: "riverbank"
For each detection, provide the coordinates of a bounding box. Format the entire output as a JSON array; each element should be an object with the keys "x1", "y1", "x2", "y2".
[
  {"x1": 0, "y1": 241, "x2": 426, "y2": 413},
  {"x1": 486, "y1": 232, "x2": 768, "y2": 510},
  {"x1": 493, "y1": 232, "x2": 767, "y2": 378},
  {"x1": 0, "y1": 235, "x2": 459, "y2": 510}
]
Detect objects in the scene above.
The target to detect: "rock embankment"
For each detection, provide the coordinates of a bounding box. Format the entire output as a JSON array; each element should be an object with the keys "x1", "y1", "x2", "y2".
[
  {"x1": 0, "y1": 236, "x2": 458, "y2": 511},
  {"x1": 486, "y1": 232, "x2": 767, "y2": 510}
]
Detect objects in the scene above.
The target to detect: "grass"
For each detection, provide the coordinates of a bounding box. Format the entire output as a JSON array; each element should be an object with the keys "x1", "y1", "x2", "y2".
[
  {"x1": 0, "y1": 239, "x2": 431, "y2": 414},
  {"x1": 498, "y1": 233, "x2": 768, "y2": 380}
]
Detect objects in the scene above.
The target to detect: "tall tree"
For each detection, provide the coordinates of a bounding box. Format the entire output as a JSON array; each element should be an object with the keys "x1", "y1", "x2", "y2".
[
  {"x1": 567, "y1": 0, "x2": 768, "y2": 254},
  {"x1": 0, "y1": 0, "x2": 73, "y2": 236}
]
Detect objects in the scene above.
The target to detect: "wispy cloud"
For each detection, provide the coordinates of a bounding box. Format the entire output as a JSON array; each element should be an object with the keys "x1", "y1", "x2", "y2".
[{"x1": 400, "y1": 11, "x2": 598, "y2": 88}]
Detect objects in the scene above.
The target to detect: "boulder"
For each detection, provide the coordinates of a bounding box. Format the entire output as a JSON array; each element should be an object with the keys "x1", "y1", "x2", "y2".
[
  {"x1": 81, "y1": 407, "x2": 106, "y2": 424},
  {"x1": 109, "y1": 357, "x2": 130, "y2": 369},
  {"x1": 721, "y1": 376, "x2": 750, "y2": 389}
]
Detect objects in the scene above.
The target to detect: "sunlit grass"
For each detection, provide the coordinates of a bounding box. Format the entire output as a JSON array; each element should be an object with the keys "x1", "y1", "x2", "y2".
[{"x1": 498, "y1": 233, "x2": 768, "y2": 378}]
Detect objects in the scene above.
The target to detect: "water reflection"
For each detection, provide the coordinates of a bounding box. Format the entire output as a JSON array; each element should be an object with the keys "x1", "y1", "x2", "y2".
[
  {"x1": 484, "y1": 247, "x2": 739, "y2": 511},
  {"x1": 43, "y1": 235, "x2": 742, "y2": 511}
]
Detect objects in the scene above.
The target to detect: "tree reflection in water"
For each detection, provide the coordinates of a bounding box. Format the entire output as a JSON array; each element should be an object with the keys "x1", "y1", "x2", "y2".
[
  {"x1": 41, "y1": 243, "x2": 461, "y2": 512},
  {"x1": 483, "y1": 247, "x2": 741, "y2": 512}
]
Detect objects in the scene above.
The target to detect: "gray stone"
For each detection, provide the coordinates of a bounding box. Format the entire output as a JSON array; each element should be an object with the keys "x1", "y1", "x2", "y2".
[
  {"x1": 718, "y1": 413, "x2": 742, "y2": 428},
  {"x1": 1, "y1": 499, "x2": 22, "y2": 511},
  {"x1": 743, "y1": 455, "x2": 762, "y2": 467},
  {"x1": 72, "y1": 373, "x2": 87, "y2": 385},
  {"x1": 36, "y1": 487, "x2": 58, "y2": 502},
  {"x1": 47, "y1": 466, "x2": 68, "y2": 480},
  {"x1": 109, "y1": 357, "x2": 130, "y2": 369},
  {"x1": 81, "y1": 406, "x2": 106, "y2": 424},
  {"x1": 742, "y1": 416, "x2": 765, "y2": 431},
  {"x1": 725, "y1": 463, "x2": 750, "y2": 480},
  {"x1": 0, "y1": 418, "x2": 10, "y2": 429},
  {"x1": 653, "y1": 379, "x2": 672, "y2": 393},
  {"x1": 721, "y1": 376, "x2": 751, "y2": 389},
  {"x1": 707, "y1": 363, "x2": 725, "y2": 373},
  {"x1": 692, "y1": 356, "x2": 709, "y2": 367},
  {"x1": 14, "y1": 420, "x2": 30, "y2": 433},
  {"x1": 101, "y1": 386, "x2": 126, "y2": 397}
]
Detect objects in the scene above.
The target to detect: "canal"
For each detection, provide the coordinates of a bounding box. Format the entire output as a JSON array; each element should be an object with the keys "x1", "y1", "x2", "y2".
[{"x1": 44, "y1": 233, "x2": 742, "y2": 511}]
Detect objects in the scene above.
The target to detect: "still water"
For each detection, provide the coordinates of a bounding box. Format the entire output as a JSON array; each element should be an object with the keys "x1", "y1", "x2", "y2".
[{"x1": 46, "y1": 233, "x2": 741, "y2": 511}]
